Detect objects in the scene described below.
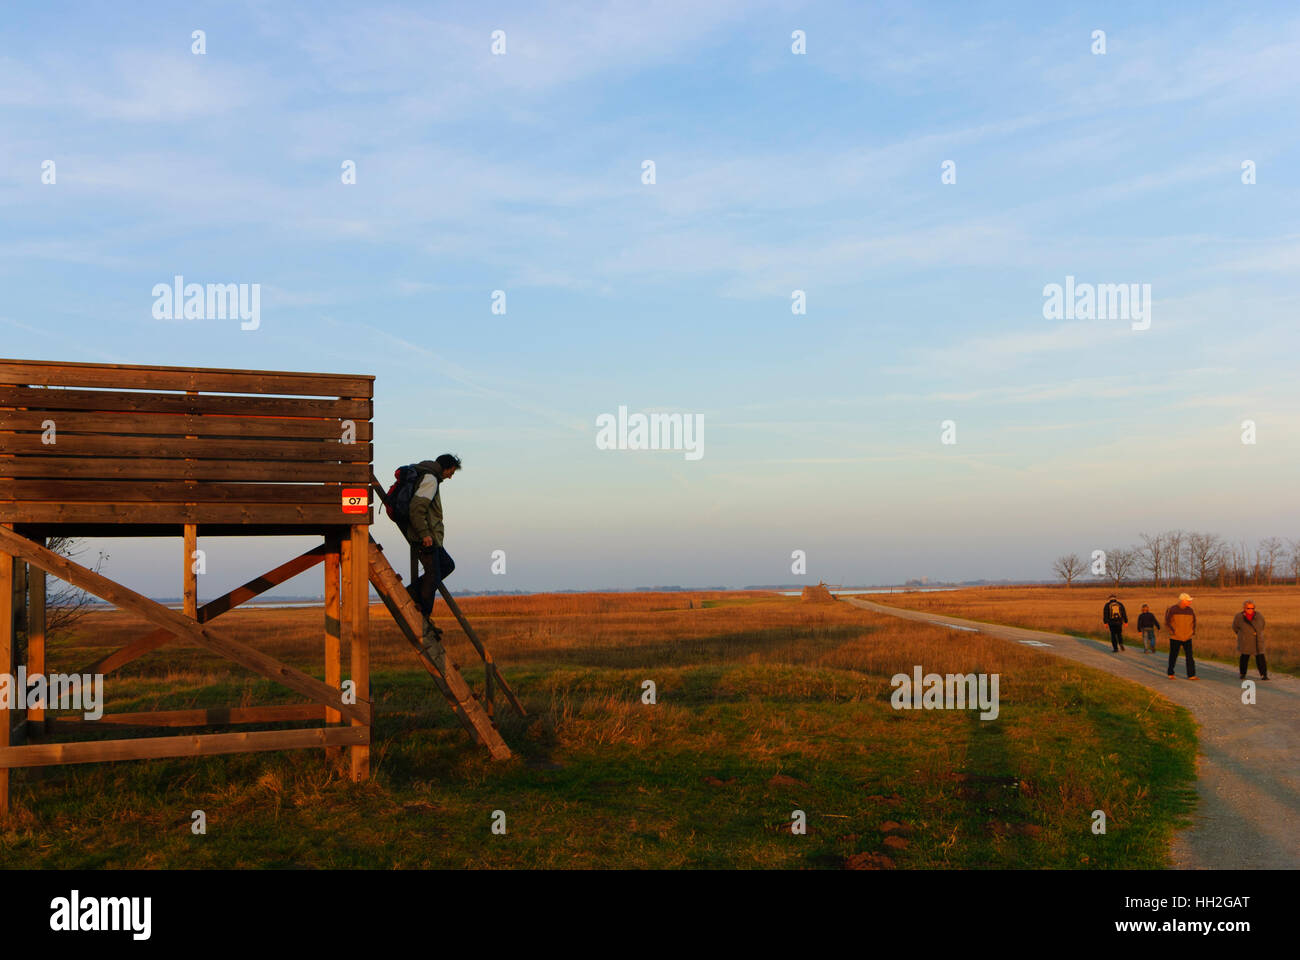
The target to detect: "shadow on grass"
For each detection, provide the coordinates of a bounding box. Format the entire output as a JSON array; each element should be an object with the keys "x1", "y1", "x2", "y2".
[{"x1": 544, "y1": 624, "x2": 872, "y2": 670}]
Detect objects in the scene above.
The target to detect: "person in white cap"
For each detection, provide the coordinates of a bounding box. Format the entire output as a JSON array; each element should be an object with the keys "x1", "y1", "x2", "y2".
[{"x1": 1164, "y1": 593, "x2": 1198, "y2": 680}]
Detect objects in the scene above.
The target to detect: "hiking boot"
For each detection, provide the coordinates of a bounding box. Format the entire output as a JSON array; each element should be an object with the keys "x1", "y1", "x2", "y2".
[
  {"x1": 1167, "y1": 673, "x2": 1176, "y2": 678},
  {"x1": 1259, "y1": 675, "x2": 1271, "y2": 681},
  {"x1": 1188, "y1": 676, "x2": 1199, "y2": 681}
]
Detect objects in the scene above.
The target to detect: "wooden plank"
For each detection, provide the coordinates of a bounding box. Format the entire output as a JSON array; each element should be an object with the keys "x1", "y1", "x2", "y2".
[
  {"x1": 0, "y1": 725, "x2": 367, "y2": 769},
  {"x1": 0, "y1": 385, "x2": 371, "y2": 420},
  {"x1": 0, "y1": 457, "x2": 369, "y2": 483},
  {"x1": 368, "y1": 469, "x2": 523, "y2": 718},
  {"x1": 183, "y1": 525, "x2": 198, "y2": 619},
  {"x1": 46, "y1": 704, "x2": 325, "y2": 730},
  {"x1": 2, "y1": 503, "x2": 371, "y2": 525},
  {"x1": 2, "y1": 434, "x2": 371, "y2": 461},
  {"x1": 349, "y1": 525, "x2": 370, "y2": 781},
  {"x1": 366, "y1": 538, "x2": 511, "y2": 760},
  {"x1": 82, "y1": 543, "x2": 329, "y2": 675},
  {"x1": 0, "y1": 410, "x2": 372, "y2": 441},
  {"x1": 0, "y1": 359, "x2": 373, "y2": 398},
  {"x1": 0, "y1": 527, "x2": 369, "y2": 725},
  {"x1": 0, "y1": 481, "x2": 346, "y2": 503},
  {"x1": 0, "y1": 526, "x2": 11, "y2": 813},
  {"x1": 324, "y1": 542, "x2": 341, "y2": 727},
  {"x1": 439, "y1": 585, "x2": 527, "y2": 718},
  {"x1": 28, "y1": 541, "x2": 45, "y2": 734}
]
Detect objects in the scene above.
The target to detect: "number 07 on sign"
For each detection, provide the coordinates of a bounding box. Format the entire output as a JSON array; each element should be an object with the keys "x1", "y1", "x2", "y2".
[{"x1": 341, "y1": 488, "x2": 369, "y2": 514}]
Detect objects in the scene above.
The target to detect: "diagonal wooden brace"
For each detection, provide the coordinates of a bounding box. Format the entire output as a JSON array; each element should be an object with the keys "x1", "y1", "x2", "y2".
[
  {"x1": 0, "y1": 527, "x2": 368, "y2": 725},
  {"x1": 80, "y1": 543, "x2": 331, "y2": 676}
]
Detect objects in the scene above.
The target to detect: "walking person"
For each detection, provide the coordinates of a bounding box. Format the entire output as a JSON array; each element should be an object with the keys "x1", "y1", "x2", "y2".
[
  {"x1": 1136, "y1": 603, "x2": 1160, "y2": 654},
  {"x1": 399, "y1": 454, "x2": 461, "y2": 641},
  {"x1": 1232, "y1": 600, "x2": 1270, "y2": 681},
  {"x1": 1102, "y1": 594, "x2": 1128, "y2": 652},
  {"x1": 1165, "y1": 592, "x2": 1198, "y2": 679}
]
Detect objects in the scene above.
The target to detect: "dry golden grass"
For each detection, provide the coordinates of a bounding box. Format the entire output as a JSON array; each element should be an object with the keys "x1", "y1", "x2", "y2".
[
  {"x1": 8, "y1": 590, "x2": 1197, "y2": 868},
  {"x1": 878, "y1": 584, "x2": 1300, "y2": 674}
]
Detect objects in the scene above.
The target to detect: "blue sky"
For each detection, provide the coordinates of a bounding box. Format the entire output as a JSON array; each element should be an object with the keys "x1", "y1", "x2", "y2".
[{"x1": 3, "y1": 1, "x2": 1299, "y2": 597}]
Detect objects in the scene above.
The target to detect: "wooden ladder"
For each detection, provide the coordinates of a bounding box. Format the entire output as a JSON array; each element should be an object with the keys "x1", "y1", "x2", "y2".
[{"x1": 366, "y1": 538, "x2": 512, "y2": 759}]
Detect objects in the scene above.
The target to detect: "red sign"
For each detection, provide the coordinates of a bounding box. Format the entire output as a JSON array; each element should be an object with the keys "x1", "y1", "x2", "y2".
[{"x1": 341, "y1": 488, "x2": 369, "y2": 514}]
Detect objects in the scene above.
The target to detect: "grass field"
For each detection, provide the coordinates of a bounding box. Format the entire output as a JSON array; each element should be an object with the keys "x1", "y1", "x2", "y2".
[
  {"x1": 874, "y1": 585, "x2": 1300, "y2": 676},
  {"x1": 0, "y1": 592, "x2": 1197, "y2": 869}
]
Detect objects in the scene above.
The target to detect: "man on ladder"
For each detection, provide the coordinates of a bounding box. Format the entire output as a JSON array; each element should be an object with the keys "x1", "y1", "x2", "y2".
[{"x1": 401, "y1": 454, "x2": 461, "y2": 641}]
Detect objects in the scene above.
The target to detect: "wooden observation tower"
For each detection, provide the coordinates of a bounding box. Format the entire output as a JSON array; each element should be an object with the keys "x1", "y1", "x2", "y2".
[{"x1": 0, "y1": 358, "x2": 518, "y2": 816}]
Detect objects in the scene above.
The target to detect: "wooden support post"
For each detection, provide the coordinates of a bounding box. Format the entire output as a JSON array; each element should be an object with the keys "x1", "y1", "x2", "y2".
[
  {"x1": 28, "y1": 539, "x2": 45, "y2": 738},
  {"x1": 348, "y1": 525, "x2": 370, "y2": 781},
  {"x1": 324, "y1": 537, "x2": 343, "y2": 764},
  {"x1": 1, "y1": 523, "x2": 13, "y2": 815},
  {"x1": 14, "y1": 560, "x2": 27, "y2": 634},
  {"x1": 183, "y1": 523, "x2": 198, "y2": 619},
  {"x1": 325, "y1": 539, "x2": 341, "y2": 724}
]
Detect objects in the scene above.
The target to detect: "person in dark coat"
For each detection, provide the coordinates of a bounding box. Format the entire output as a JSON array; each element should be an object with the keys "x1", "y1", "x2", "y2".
[
  {"x1": 1135, "y1": 603, "x2": 1160, "y2": 654},
  {"x1": 1232, "y1": 600, "x2": 1269, "y2": 680},
  {"x1": 402, "y1": 454, "x2": 461, "y2": 640},
  {"x1": 1102, "y1": 594, "x2": 1128, "y2": 652}
]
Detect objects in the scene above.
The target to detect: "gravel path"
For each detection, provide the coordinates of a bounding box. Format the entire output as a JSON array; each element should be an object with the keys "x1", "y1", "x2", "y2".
[{"x1": 840, "y1": 595, "x2": 1300, "y2": 869}]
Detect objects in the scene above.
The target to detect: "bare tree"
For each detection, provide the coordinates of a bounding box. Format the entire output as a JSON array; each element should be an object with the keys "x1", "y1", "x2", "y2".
[
  {"x1": 1259, "y1": 536, "x2": 1285, "y2": 585},
  {"x1": 1138, "y1": 532, "x2": 1165, "y2": 587},
  {"x1": 1186, "y1": 532, "x2": 1223, "y2": 586},
  {"x1": 1289, "y1": 539, "x2": 1300, "y2": 586},
  {"x1": 37, "y1": 536, "x2": 108, "y2": 637},
  {"x1": 1053, "y1": 553, "x2": 1086, "y2": 587},
  {"x1": 1106, "y1": 547, "x2": 1137, "y2": 589},
  {"x1": 1164, "y1": 529, "x2": 1186, "y2": 586}
]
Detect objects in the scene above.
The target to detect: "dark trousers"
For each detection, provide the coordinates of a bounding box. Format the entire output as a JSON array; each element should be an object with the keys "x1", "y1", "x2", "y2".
[
  {"x1": 415, "y1": 545, "x2": 455, "y2": 617},
  {"x1": 1239, "y1": 654, "x2": 1267, "y2": 678},
  {"x1": 1108, "y1": 624, "x2": 1125, "y2": 650},
  {"x1": 1168, "y1": 639, "x2": 1196, "y2": 677}
]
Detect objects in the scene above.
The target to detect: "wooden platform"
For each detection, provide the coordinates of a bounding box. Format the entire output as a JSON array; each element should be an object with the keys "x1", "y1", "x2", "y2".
[
  {"x1": 0, "y1": 358, "x2": 374, "y2": 537},
  {"x1": 0, "y1": 358, "x2": 516, "y2": 818}
]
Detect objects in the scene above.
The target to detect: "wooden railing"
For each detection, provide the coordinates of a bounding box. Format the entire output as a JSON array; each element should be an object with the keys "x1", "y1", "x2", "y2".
[{"x1": 0, "y1": 359, "x2": 373, "y2": 530}]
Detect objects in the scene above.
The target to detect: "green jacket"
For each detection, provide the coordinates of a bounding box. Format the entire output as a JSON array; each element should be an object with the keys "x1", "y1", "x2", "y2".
[{"x1": 405, "y1": 461, "x2": 445, "y2": 547}]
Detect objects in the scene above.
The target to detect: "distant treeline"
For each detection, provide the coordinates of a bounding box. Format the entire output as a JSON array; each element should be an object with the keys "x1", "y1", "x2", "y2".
[{"x1": 1053, "y1": 532, "x2": 1300, "y2": 588}]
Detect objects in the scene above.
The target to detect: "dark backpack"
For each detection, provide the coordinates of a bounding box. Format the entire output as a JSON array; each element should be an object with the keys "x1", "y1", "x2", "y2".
[
  {"x1": 1107, "y1": 601, "x2": 1123, "y2": 622},
  {"x1": 384, "y1": 464, "x2": 433, "y2": 527}
]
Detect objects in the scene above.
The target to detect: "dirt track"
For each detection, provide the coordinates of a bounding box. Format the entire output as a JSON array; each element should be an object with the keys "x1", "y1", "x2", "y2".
[{"x1": 840, "y1": 595, "x2": 1300, "y2": 869}]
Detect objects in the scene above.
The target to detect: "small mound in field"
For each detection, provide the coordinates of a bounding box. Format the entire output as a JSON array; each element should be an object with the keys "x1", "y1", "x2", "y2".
[
  {"x1": 768, "y1": 774, "x2": 808, "y2": 788},
  {"x1": 801, "y1": 584, "x2": 835, "y2": 602},
  {"x1": 845, "y1": 851, "x2": 895, "y2": 870}
]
